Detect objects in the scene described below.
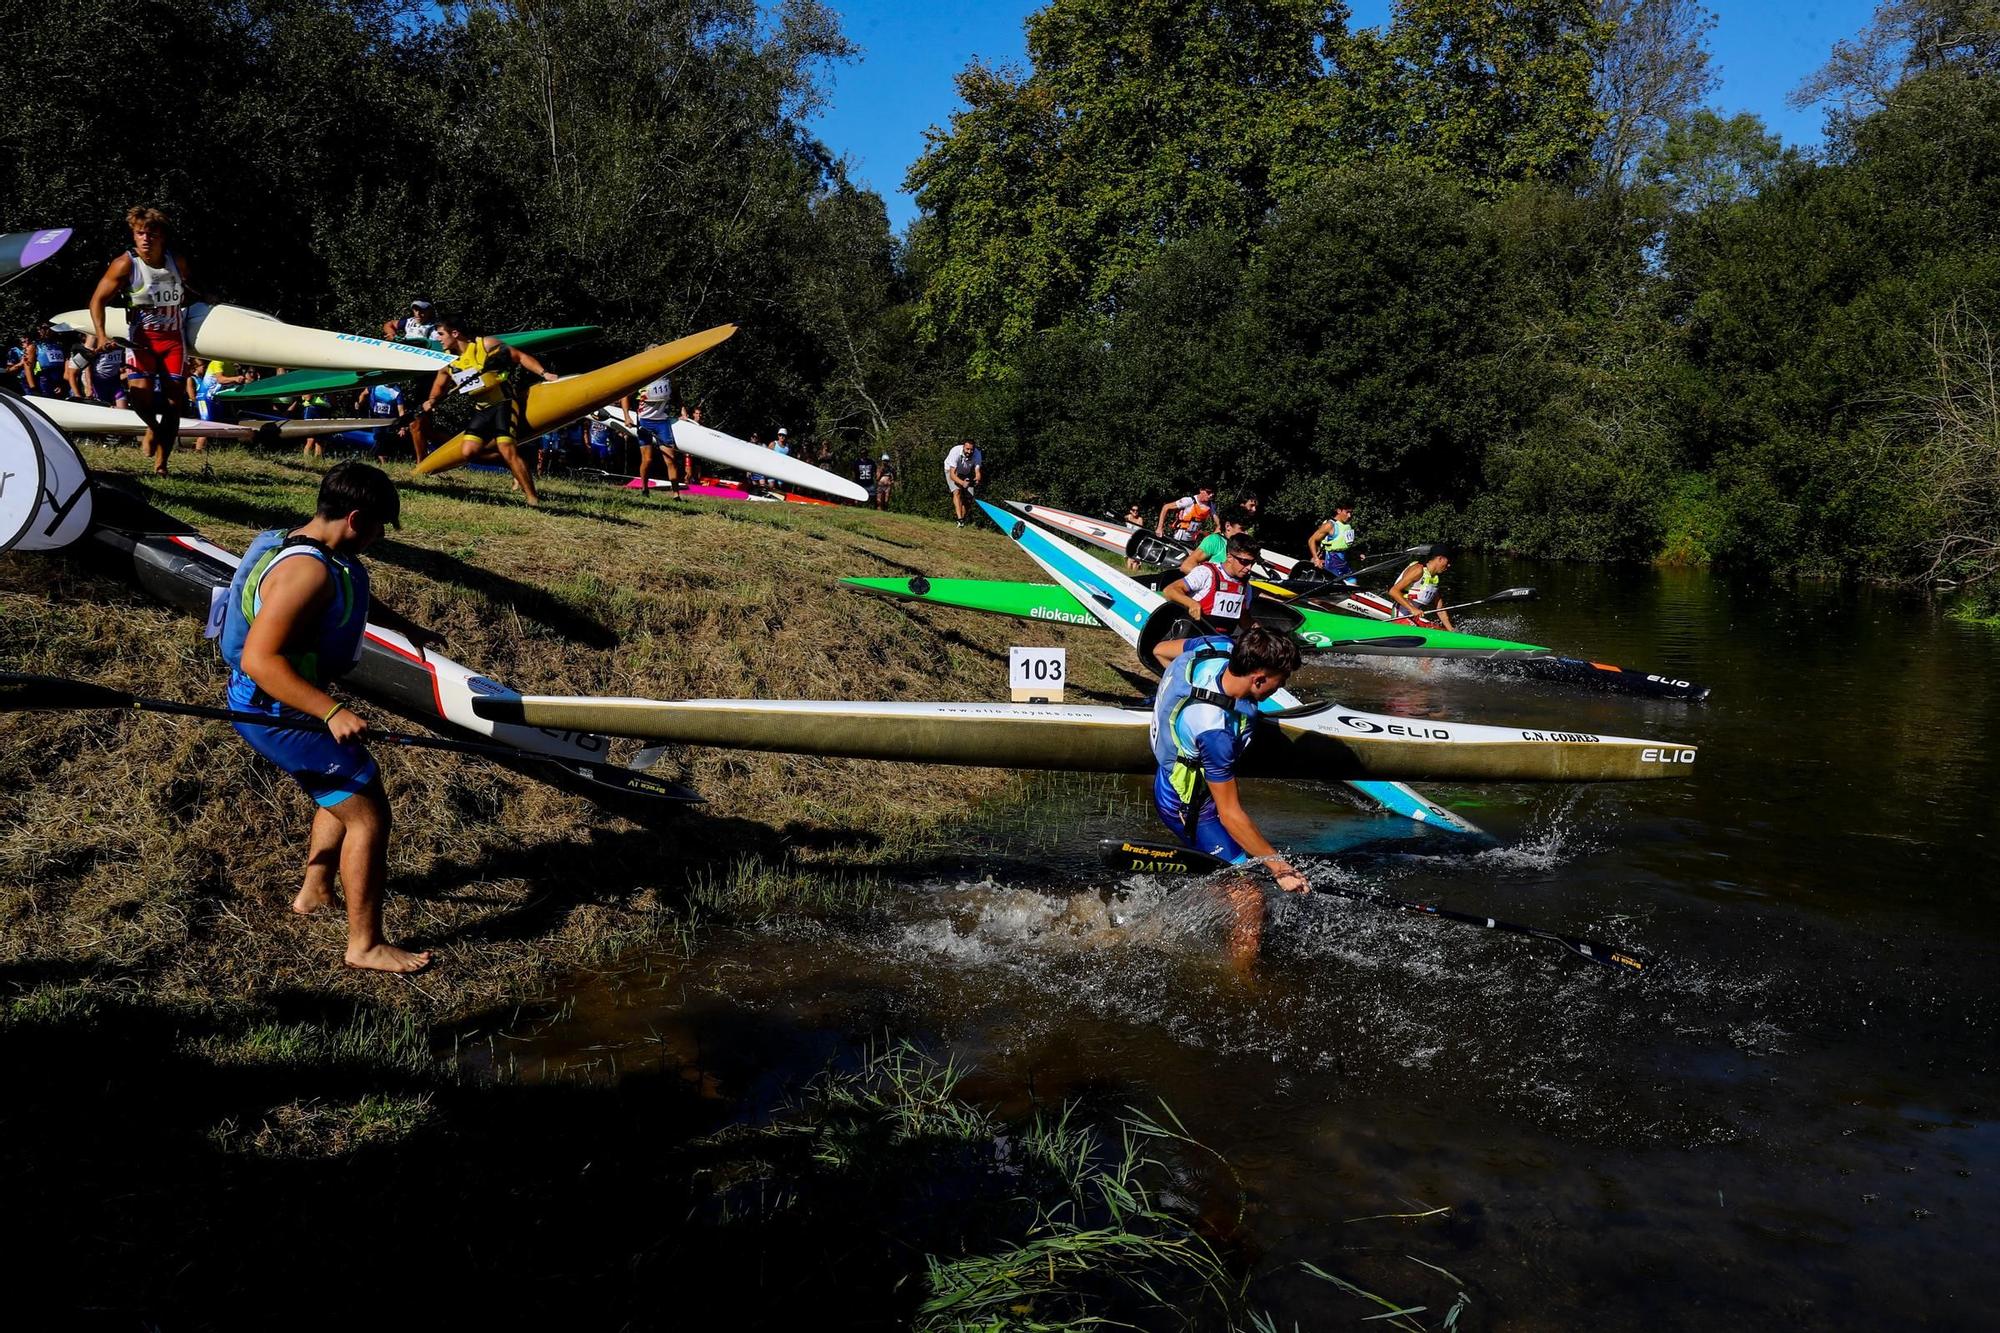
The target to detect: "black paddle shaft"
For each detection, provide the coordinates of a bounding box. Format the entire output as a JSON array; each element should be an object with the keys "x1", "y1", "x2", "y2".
[
  {"x1": 0, "y1": 673, "x2": 699, "y2": 803},
  {"x1": 1098, "y1": 838, "x2": 1651, "y2": 975}
]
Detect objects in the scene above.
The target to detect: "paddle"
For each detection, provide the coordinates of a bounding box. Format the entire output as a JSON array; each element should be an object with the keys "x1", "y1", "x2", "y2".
[
  {"x1": 1387, "y1": 586, "x2": 1537, "y2": 624},
  {"x1": 1100, "y1": 837, "x2": 1651, "y2": 975},
  {"x1": 0, "y1": 673, "x2": 701, "y2": 803}
]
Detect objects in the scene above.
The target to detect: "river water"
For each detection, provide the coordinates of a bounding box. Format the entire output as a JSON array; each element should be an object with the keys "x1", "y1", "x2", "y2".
[{"x1": 478, "y1": 557, "x2": 2000, "y2": 1327}]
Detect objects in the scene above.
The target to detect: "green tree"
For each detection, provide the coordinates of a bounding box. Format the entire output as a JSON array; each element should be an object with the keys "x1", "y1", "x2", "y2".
[
  {"x1": 1339, "y1": 0, "x2": 1609, "y2": 188},
  {"x1": 906, "y1": 0, "x2": 1345, "y2": 374}
]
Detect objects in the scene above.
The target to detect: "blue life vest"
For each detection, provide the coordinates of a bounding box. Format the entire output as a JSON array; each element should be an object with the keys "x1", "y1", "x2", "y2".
[
  {"x1": 220, "y1": 530, "x2": 370, "y2": 693},
  {"x1": 1150, "y1": 636, "x2": 1261, "y2": 805},
  {"x1": 367, "y1": 383, "x2": 404, "y2": 417}
]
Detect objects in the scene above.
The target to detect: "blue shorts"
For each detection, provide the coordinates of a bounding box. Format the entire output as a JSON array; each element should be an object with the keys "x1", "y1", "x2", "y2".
[
  {"x1": 1318, "y1": 550, "x2": 1352, "y2": 579},
  {"x1": 229, "y1": 694, "x2": 379, "y2": 808},
  {"x1": 1152, "y1": 770, "x2": 1250, "y2": 865},
  {"x1": 634, "y1": 424, "x2": 670, "y2": 447}
]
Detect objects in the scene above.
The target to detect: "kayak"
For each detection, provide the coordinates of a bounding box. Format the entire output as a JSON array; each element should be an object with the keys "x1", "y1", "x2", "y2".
[
  {"x1": 1280, "y1": 585, "x2": 1712, "y2": 701},
  {"x1": 1, "y1": 227, "x2": 70, "y2": 278},
  {"x1": 74, "y1": 485, "x2": 691, "y2": 803},
  {"x1": 595, "y1": 410, "x2": 864, "y2": 502},
  {"x1": 49, "y1": 303, "x2": 449, "y2": 374},
  {"x1": 973, "y1": 498, "x2": 1482, "y2": 836},
  {"x1": 0, "y1": 395, "x2": 93, "y2": 553},
  {"x1": 466, "y1": 693, "x2": 1698, "y2": 784},
  {"x1": 213, "y1": 327, "x2": 603, "y2": 402},
  {"x1": 845, "y1": 575, "x2": 1101, "y2": 627},
  {"x1": 1007, "y1": 500, "x2": 1298, "y2": 575},
  {"x1": 29, "y1": 395, "x2": 383, "y2": 442},
  {"x1": 843, "y1": 574, "x2": 1556, "y2": 658},
  {"x1": 414, "y1": 324, "x2": 737, "y2": 477}
]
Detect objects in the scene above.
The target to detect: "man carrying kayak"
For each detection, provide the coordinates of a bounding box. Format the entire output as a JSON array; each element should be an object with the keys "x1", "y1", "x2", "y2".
[
  {"x1": 1150, "y1": 624, "x2": 1310, "y2": 963},
  {"x1": 86, "y1": 205, "x2": 196, "y2": 474},
  {"x1": 420, "y1": 315, "x2": 559, "y2": 506},
  {"x1": 220, "y1": 462, "x2": 431, "y2": 974},
  {"x1": 1157, "y1": 533, "x2": 1261, "y2": 659},
  {"x1": 1389, "y1": 550, "x2": 1455, "y2": 630},
  {"x1": 1306, "y1": 504, "x2": 1360, "y2": 583}
]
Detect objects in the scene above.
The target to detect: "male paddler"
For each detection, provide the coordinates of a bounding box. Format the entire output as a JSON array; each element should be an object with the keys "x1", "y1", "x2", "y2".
[
  {"x1": 619, "y1": 372, "x2": 680, "y2": 493},
  {"x1": 1157, "y1": 486, "x2": 1218, "y2": 544},
  {"x1": 1150, "y1": 624, "x2": 1309, "y2": 963},
  {"x1": 1178, "y1": 507, "x2": 1253, "y2": 575},
  {"x1": 86, "y1": 205, "x2": 196, "y2": 474},
  {"x1": 1157, "y1": 532, "x2": 1260, "y2": 661},
  {"x1": 1306, "y1": 504, "x2": 1360, "y2": 583},
  {"x1": 420, "y1": 315, "x2": 559, "y2": 506},
  {"x1": 220, "y1": 462, "x2": 431, "y2": 974},
  {"x1": 1389, "y1": 550, "x2": 1454, "y2": 630}
]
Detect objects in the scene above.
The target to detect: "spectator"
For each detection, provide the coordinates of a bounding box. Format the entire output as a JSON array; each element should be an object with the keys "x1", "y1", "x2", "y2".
[
  {"x1": 943, "y1": 437, "x2": 982, "y2": 526},
  {"x1": 89, "y1": 339, "x2": 128, "y2": 405},
  {"x1": 64, "y1": 344, "x2": 91, "y2": 399},
  {"x1": 772, "y1": 427, "x2": 790, "y2": 457},
  {"x1": 854, "y1": 453, "x2": 876, "y2": 491},
  {"x1": 382, "y1": 299, "x2": 437, "y2": 343},
  {"x1": 874, "y1": 452, "x2": 895, "y2": 510},
  {"x1": 32, "y1": 325, "x2": 66, "y2": 395},
  {"x1": 4, "y1": 336, "x2": 28, "y2": 390}
]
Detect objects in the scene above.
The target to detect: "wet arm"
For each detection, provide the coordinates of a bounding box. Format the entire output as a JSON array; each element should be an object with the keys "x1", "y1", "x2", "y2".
[{"x1": 1207, "y1": 778, "x2": 1304, "y2": 891}]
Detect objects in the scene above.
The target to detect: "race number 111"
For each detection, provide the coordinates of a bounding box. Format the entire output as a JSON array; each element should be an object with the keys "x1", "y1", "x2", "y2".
[{"x1": 1009, "y1": 646, "x2": 1066, "y2": 702}]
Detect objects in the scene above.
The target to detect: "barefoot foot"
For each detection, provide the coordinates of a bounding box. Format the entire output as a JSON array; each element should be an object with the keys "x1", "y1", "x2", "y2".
[
  {"x1": 292, "y1": 881, "x2": 338, "y2": 915},
  {"x1": 344, "y1": 942, "x2": 435, "y2": 974}
]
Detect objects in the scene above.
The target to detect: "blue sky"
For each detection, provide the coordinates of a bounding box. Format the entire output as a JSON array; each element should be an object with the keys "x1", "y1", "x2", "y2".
[{"x1": 808, "y1": 0, "x2": 1884, "y2": 234}]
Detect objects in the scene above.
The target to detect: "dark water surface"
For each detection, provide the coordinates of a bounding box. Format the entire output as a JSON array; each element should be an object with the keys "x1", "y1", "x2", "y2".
[{"x1": 477, "y1": 558, "x2": 2000, "y2": 1327}]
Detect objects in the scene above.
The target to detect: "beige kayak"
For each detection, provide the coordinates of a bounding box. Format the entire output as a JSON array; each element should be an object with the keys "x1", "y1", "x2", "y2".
[{"x1": 468, "y1": 694, "x2": 1698, "y2": 783}]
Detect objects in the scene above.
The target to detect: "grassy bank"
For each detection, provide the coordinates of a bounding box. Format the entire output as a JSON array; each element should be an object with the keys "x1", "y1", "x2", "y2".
[
  {"x1": 2, "y1": 444, "x2": 1256, "y2": 1325},
  {"x1": 1, "y1": 445, "x2": 1144, "y2": 1014}
]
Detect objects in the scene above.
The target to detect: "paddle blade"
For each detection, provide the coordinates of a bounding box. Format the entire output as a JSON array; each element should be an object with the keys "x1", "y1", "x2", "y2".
[{"x1": 1100, "y1": 838, "x2": 1233, "y2": 875}]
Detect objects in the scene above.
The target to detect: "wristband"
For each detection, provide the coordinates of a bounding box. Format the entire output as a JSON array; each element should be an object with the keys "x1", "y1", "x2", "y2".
[{"x1": 322, "y1": 702, "x2": 345, "y2": 724}]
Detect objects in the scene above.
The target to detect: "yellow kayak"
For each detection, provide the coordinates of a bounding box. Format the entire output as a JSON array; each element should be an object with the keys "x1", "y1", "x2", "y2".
[{"x1": 415, "y1": 323, "x2": 736, "y2": 476}]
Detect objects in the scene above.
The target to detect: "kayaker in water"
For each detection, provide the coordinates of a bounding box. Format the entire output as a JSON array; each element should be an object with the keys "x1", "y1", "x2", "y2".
[
  {"x1": 420, "y1": 314, "x2": 559, "y2": 506},
  {"x1": 1389, "y1": 550, "x2": 1455, "y2": 630},
  {"x1": 1150, "y1": 624, "x2": 1310, "y2": 964},
  {"x1": 85, "y1": 205, "x2": 197, "y2": 474},
  {"x1": 1306, "y1": 504, "x2": 1360, "y2": 583},
  {"x1": 1157, "y1": 533, "x2": 1260, "y2": 658},
  {"x1": 219, "y1": 462, "x2": 431, "y2": 974}
]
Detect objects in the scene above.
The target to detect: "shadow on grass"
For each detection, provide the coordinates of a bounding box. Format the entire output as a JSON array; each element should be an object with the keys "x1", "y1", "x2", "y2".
[{"x1": 363, "y1": 539, "x2": 620, "y2": 649}]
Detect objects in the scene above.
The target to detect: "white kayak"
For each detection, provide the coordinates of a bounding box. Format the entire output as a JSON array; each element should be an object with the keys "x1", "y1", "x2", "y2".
[
  {"x1": 595, "y1": 409, "x2": 866, "y2": 502},
  {"x1": 29, "y1": 396, "x2": 383, "y2": 441},
  {"x1": 49, "y1": 303, "x2": 450, "y2": 374},
  {"x1": 0, "y1": 395, "x2": 92, "y2": 552},
  {"x1": 1009, "y1": 500, "x2": 1298, "y2": 574}
]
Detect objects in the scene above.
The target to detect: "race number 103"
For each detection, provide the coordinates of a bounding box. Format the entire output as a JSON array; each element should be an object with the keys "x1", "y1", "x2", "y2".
[{"x1": 1009, "y1": 646, "x2": 1067, "y2": 689}]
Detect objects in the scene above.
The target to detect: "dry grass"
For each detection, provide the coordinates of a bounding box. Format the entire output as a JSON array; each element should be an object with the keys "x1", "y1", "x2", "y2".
[{"x1": 0, "y1": 444, "x2": 1143, "y2": 1018}]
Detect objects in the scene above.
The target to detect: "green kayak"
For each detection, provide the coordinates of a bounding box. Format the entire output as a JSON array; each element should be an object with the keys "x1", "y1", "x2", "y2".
[
  {"x1": 214, "y1": 325, "x2": 602, "y2": 401},
  {"x1": 843, "y1": 576, "x2": 1552, "y2": 660}
]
